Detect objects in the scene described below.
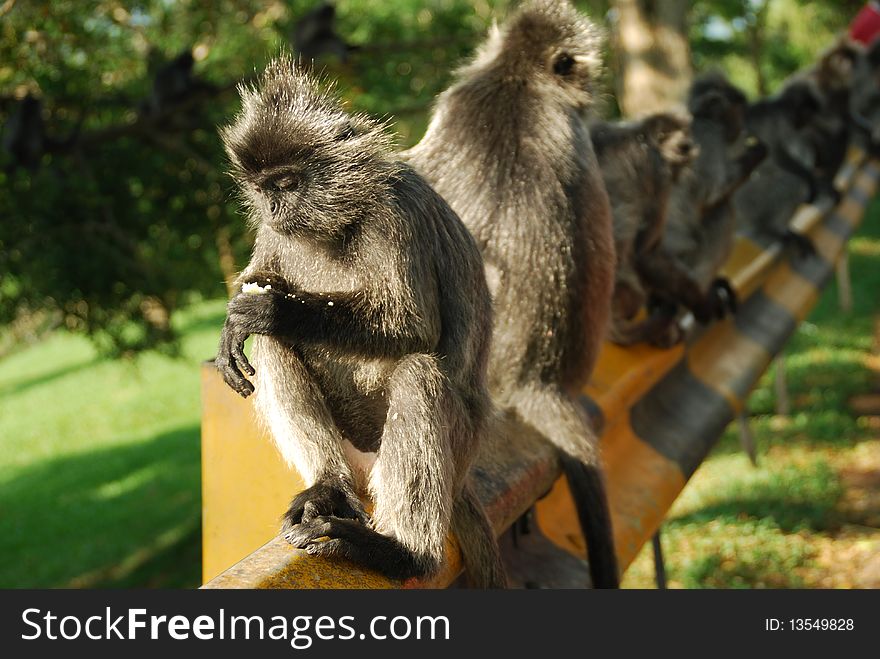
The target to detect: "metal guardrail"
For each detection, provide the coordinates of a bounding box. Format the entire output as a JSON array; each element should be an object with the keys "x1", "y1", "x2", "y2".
[{"x1": 201, "y1": 146, "x2": 878, "y2": 589}]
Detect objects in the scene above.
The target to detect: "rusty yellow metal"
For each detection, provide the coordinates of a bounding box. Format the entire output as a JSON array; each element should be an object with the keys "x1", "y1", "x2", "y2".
[
  {"x1": 536, "y1": 423, "x2": 686, "y2": 569},
  {"x1": 201, "y1": 366, "x2": 306, "y2": 583},
  {"x1": 720, "y1": 236, "x2": 779, "y2": 301}
]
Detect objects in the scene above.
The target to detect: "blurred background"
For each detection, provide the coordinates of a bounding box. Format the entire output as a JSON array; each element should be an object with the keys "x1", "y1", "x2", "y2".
[{"x1": 1, "y1": 0, "x2": 878, "y2": 589}]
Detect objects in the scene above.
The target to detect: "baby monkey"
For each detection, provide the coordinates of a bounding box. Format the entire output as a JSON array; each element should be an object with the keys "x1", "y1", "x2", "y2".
[{"x1": 216, "y1": 57, "x2": 505, "y2": 587}]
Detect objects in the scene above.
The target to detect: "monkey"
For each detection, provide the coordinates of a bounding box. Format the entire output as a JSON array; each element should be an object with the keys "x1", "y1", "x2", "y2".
[
  {"x1": 1, "y1": 94, "x2": 45, "y2": 170},
  {"x1": 144, "y1": 49, "x2": 215, "y2": 118},
  {"x1": 403, "y1": 0, "x2": 620, "y2": 588},
  {"x1": 799, "y1": 39, "x2": 865, "y2": 191},
  {"x1": 849, "y1": 37, "x2": 880, "y2": 149},
  {"x1": 731, "y1": 80, "x2": 827, "y2": 255},
  {"x1": 291, "y1": 3, "x2": 355, "y2": 63},
  {"x1": 649, "y1": 85, "x2": 768, "y2": 345},
  {"x1": 589, "y1": 111, "x2": 724, "y2": 345},
  {"x1": 215, "y1": 56, "x2": 507, "y2": 587}
]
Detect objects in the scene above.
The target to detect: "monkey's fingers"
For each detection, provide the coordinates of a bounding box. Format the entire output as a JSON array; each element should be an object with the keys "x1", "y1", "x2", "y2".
[
  {"x1": 283, "y1": 517, "x2": 335, "y2": 548},
  {"x1": 231, "y1": 340, "x2": 256, "y2": 376},
  {"x1": 217, "y1": 354, "x2": 255, "y2": 398}
]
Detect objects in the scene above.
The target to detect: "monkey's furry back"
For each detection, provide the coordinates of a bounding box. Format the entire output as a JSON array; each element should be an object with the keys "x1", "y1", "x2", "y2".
[{"x1": 402, "y1": 0, "x2": 614, "y2": 394}]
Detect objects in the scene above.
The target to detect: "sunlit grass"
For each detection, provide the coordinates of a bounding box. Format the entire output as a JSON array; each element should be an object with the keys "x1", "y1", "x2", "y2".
[
  {"x1": 0, "y1": 300, "x2": 226, "y2": 588},
  {"x1": 623, "y1": 201, "x2": 880, "y2": 589}
]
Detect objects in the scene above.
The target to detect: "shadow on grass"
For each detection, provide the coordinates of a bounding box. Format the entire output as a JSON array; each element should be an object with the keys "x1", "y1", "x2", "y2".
[
  {"x1": 668, "y1": 498, "x2": 839, "y2": 535},
  {"x1": 0, "y1": 425, "x2": 202, "y2": 589},
  {"x1": 0, "y1": 357, "x2": 102, "y2": 398}
]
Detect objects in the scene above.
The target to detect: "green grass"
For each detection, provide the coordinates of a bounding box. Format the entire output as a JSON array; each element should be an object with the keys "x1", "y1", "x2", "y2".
[
  {"x1": 1, "y1": 204, "x2": 878, "y2": 589},
  {"x1": 0, "y1": 300, "x2": 227, "y2": 588},
  {"x1": 623, "y1": 200, "x2": 880, "y2": 589}
]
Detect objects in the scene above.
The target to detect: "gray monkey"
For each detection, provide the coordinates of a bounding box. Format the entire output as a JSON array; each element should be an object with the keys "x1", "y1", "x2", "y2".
[
  {"x1": 216, "y1": 57, "x2": 506, "y2": 587},
  {"x1": 404, "y1": 0, "x2": 620, "y2": 588}
]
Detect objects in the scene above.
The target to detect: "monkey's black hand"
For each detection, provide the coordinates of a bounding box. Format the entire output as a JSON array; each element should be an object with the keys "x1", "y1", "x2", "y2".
[
  {"x1": 281, "y1": 480, "x2": 369, "y2": 532},
  {"x1": 709, "y1": 278, "x2": 737, "y2": 318},
  {"x1": 216, "y1": 316, "x2": 255, "y2": 398}
]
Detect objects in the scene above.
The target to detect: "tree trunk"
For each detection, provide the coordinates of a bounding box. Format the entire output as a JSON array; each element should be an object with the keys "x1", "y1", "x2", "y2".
[{"x1": 612, "y1": 0, "x2": 692, "y2": 117}]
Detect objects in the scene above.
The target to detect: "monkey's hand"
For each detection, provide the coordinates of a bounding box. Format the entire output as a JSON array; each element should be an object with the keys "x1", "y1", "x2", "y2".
[
  {"x1": 709, "y1": 278, "x2": 737, "y2": 319},
  {"x1": 692, "y1": 278, "x2": 737, "y2": 323},
  {"x1": 216, "y1": 314, "x2": 256, "y2": 398}
]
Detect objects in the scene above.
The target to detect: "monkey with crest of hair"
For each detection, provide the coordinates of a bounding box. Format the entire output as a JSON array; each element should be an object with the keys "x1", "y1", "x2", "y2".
[
  {"x1": 216, "y1": 56, "x2": 506, "y2": 587},
  {"x1": 590, "y1": 112, "x2": 706, "y2": 345},
  {"x1": 404, "y1": 0, "x2": 619, "y2": 588}
]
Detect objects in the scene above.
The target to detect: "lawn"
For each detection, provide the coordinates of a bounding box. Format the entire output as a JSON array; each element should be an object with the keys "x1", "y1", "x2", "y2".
[{"x1": 0, "y1": 206, "x2": 878, "y2": 589}]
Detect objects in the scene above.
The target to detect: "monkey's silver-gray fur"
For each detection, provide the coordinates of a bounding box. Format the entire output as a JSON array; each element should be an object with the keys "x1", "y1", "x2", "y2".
[
  {"x1": 590, "y1": 112, "x2": 711, "y2": 345},
  {"x1": 403, "y1": 0, "x2": 619, "y2": 588},
  {"x1": 216, "y1": 56, "x2": 506, "y2": 587},
  {"x1": 654, "y1": 86, "x2": 767, "y2": 344}
]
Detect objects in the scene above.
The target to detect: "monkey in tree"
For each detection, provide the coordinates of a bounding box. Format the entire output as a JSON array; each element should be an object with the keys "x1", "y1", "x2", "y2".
[
  {"x1": 403, "y1": 0, "x2": 619, "y2": 588},
  {"x1": 1, "y1": 94, "x2": 45, "y2": 170},
  {"x1": 590, "y1": 112, "x2": 716, "y2": 345},
  {"x1": 291, "y1": 3, "x2": 355, "y2": 63},
  {"x1": 216, "y1": 56, "x2": 506, "y2": 587}
]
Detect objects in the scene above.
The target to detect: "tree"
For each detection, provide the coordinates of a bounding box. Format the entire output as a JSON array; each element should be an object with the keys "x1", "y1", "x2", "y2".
[{"x1": 612, "y1": 0, "x2": 693, "y2": 116}]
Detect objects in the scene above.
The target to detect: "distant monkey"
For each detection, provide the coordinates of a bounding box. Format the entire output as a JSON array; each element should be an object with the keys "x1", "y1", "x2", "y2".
[
  {"x1": 216, "y1": 57, "x2": 506, "y2": 587},
  {"x1": 1, "y1": 94, "x2": 45, "y2": 169},
  {"x1": 652, "y1": 84, "x2": 767, "y2": 343},
  {"x1": 404, "y1": 0, "x2": 620, "y2": 587},
  {"x1": 590, "y1": 112, "x2": 713, "y2": 345},
  {"x1": 291, "y1": 3, "x2": 354, "y2": 63}
]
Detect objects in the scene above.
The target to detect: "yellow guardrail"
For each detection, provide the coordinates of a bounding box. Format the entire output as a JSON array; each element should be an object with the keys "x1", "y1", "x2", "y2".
[{"x1": 201, "y1": 145, "x2": 877, "y2": 589}]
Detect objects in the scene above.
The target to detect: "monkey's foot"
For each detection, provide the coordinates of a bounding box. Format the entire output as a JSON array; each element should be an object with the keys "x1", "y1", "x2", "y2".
[
  {"x1": 281, "y1": 481, "x2": 369, "y2": 531},
  {"x1": 782, "y1": 230, "x2": 816, "y2": 259},
  {"x1": 284, "y1": 516, "x2": 430, "y2": 582},
  {"x1": 710, "y1": 278, "x2": 738, "y2": 317}
]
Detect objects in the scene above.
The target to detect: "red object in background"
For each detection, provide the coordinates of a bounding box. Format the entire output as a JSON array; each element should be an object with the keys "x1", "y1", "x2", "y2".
[{"x1": 850, "y1": 1, "x2": 880, "y2": 45}]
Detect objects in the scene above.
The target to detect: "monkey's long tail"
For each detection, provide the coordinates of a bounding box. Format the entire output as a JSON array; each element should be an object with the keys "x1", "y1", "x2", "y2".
[
  {"x1": 451, "y1": 482, "x2": 508, "y2": 589},
  {"x1": 560, "y1": 454, "x2": 621, "y2": 588}
]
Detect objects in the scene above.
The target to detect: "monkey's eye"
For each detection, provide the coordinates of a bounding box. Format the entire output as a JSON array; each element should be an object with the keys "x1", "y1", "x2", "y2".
[
  {"x1": 553, "y1": 53, "x2": 576, "y2": 76},
  {"x1": 266, "y1": 174, "x2": 301, "y2": 192}
]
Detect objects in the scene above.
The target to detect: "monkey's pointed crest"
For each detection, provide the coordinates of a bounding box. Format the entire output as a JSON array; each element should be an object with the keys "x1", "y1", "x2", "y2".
[{"x1": 220, "y1": 54, "x2": 391, "y2": 178}]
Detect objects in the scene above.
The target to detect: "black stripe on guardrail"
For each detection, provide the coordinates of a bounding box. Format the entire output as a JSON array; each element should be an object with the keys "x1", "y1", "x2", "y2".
[
  {"x1": 786, "y1": 250, "x2": 834, "y2": 288},
  {"x1": 823, "y1": 211, "x2": 856, "y2": 240},
  {"x1": 630, "y1": 362, "x2": 734, "y2": 477},
  {"x1": 733, "y1": 290, "x2": 799, "y2": 358},
  {"x1": 849, "y1": 183, "x2": 871, "y2": 205}
]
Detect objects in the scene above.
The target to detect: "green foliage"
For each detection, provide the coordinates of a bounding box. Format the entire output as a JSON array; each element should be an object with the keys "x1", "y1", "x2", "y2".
[{"x1": 0, "y1": 0, "x2": 866, "y2": 354}]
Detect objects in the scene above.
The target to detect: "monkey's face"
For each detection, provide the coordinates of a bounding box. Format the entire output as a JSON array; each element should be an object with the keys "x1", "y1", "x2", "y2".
[
  {"x1": 221, "y1": 56, "x2": 392, "y2": 238},
  {"x1": 646, "y1": 114, "x2": 698, "y2": 175}
]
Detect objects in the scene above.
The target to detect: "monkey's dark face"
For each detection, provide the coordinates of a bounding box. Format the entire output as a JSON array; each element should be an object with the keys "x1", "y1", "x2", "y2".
[
  {"x1": 221, "y1": 56, "x2": 391, "y2": 238},
  {"x1": 817, "y1": 42, "x2": 862, "y2": 93},
  {"x1": 644, "y1": 114, "x2": 697, "y2": 174}
]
